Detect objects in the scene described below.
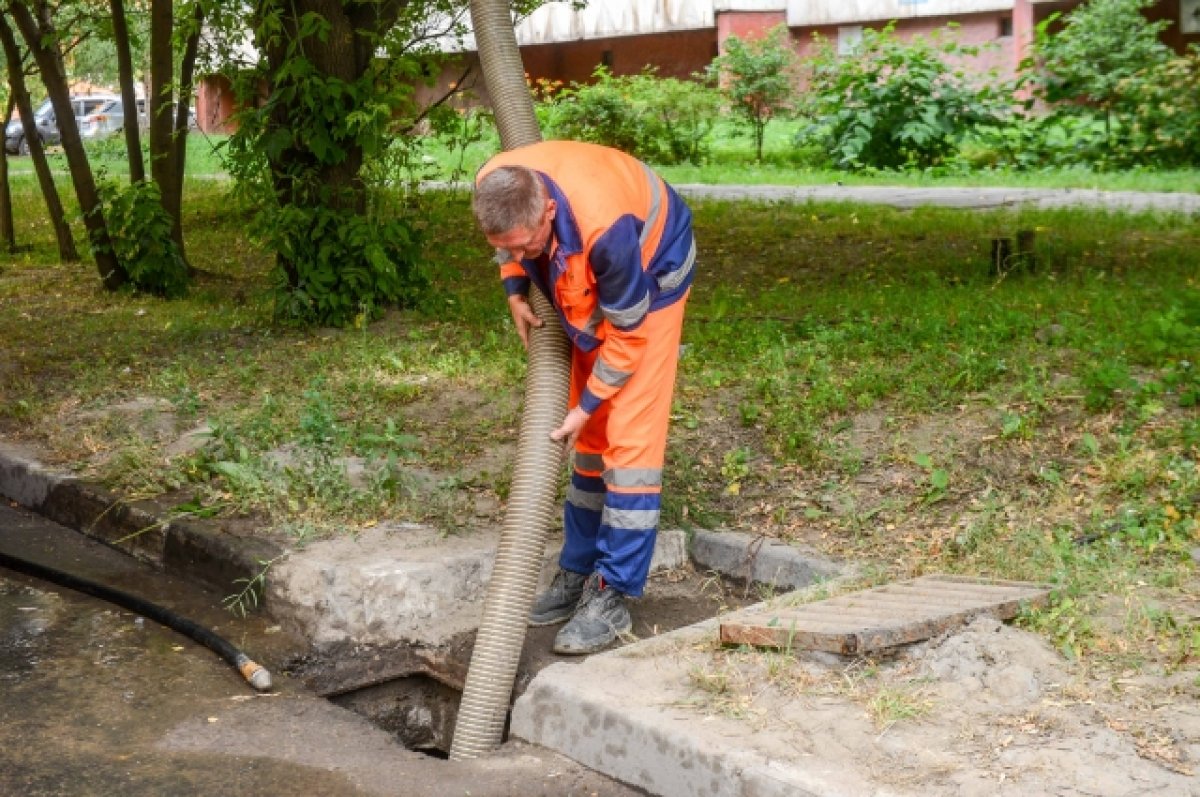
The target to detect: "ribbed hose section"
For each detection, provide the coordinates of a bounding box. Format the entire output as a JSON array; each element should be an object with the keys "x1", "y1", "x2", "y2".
[
  {"x1": 449, "y1": 0, "x2": 571, "y2": 761},
  {"x1": 469, "y1": 0, "x2": 541, "y2": 150},
  {"x1": 451, "y1": 290, "x2": 570, "y2": 759}
]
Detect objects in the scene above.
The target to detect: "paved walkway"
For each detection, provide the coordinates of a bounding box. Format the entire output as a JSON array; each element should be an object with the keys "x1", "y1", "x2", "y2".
[
  {"x1": 14, "y1": 168, "x2": 1196, "y2": 213},
  {"x1": 673, "y1": 183, "x2": 1200, "y2": 214}
]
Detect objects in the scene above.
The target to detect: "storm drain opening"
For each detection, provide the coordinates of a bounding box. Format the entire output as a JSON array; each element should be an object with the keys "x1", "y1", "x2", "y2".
[
  {"x1": 330, "y1": 672, "x2": 462, "y2": 758},
  {"x1": 288, "y1": 568, "x2": 758, "y2": 757},
  {"x1": 288, "y1": 634, "x2": 473, "y2": 758}
]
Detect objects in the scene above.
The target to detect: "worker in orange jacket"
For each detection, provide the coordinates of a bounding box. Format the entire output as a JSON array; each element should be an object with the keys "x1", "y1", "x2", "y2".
[{"x1": 473, "y1": 141, "x2": 695, "y2": 654}]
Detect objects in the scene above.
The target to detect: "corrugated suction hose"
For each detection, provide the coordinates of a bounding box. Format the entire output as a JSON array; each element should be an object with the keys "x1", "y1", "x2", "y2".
[{"x1": 449, "y1": 0, "x2": 571, "y2": 760}]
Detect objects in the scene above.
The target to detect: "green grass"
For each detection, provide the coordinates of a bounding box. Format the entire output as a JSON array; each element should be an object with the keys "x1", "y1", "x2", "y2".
[
  {"x1": 16, "y1": 120, "x2": 1196, "y2": 192},
  {"x1": 4, "y1": 132, "x2": 231, "y2": 182},
  {"x1": 1, "y1": 179, "x2": 1198, "y2": 671},
  {"x1": 417, "y1": 117, "x2": 1200, "y2": 193}
]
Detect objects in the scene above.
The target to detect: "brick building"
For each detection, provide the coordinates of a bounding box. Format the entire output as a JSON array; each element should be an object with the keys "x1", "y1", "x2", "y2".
[{"x1": 194, "y1": 0, "x2": 1200, "y2": 134}]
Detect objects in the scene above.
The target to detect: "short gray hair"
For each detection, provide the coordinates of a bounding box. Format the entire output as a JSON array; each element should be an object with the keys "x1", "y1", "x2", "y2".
[{"x1": 473, "y1": 166, "x2": 546, "y2": 235}]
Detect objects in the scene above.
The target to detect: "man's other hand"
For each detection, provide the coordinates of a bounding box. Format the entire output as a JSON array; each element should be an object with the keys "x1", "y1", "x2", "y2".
[
  {"x1": 507, "y1": 294, "x2": 544, "y2": 349},
  {"x1": 550, "y1": 406, "x2": 591, "y2": 450}
]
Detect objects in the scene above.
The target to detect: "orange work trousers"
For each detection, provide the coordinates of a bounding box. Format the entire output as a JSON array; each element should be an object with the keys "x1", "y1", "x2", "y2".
[{"x1": 559, "y1": 292, "x2": 688, "y2": 596}]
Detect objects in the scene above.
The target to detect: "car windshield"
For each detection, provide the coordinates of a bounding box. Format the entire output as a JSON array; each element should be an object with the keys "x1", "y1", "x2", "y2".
[{"x1": 79, "y1": 98, "x2": 112, "y2": 116}]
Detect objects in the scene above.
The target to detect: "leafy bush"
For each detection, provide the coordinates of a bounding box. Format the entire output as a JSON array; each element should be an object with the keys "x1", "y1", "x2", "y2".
[
  {"x1": 259, "y1": 202, "x2": 425, "y2": 328},
  {"x1": 960, "y1": 112, "x2": 1110, "y2": 170},
  {"x1": 799, "y1": 24, "x2": 1011, "y2": 171},
  {"x1": 98, "y1": 179, "x2": 189, "y2": 298},
  {"x1": 541, "y1": 67, "x2": 721, "y2": 165},
  {"x1": 1031, "y1": 0, "x2": 1171, "y2": 147},
  {"x1": 709, "y1": 25, "x2": 798, "y2": 162},
  {"x1": 1118, "y1": 50, "x2": 1200, "y2": 168}
]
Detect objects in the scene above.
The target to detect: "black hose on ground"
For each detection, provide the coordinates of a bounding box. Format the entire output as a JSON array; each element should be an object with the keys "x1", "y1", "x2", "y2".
[{"x1": 0, "y1": 548, "x2": 273, "y2": 692}]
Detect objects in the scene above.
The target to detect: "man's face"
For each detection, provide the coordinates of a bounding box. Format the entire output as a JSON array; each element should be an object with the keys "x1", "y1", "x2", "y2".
[{"x1": 486, "y1": 199, "x2": 557, "y2": 262}]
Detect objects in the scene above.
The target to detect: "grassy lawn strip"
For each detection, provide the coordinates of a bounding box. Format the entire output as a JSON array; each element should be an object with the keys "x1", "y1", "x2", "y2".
[{"x1": 1, "y1": 179, "x2": 1197, "y2": 674}]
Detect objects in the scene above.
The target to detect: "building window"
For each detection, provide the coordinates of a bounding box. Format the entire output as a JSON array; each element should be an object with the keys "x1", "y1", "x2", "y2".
[
  {"x1": 600, "y1": 49, "x2": 614, "y2": 69},
  {"x1": 998, "y1": 16, "x2": 1013, "y2": 38},
  {"x1": 1183, "y1": 0, "x2": 1200, "y2": 35},
  {"x1": 837, "y1": 25, "x2": 863, "y2": 56}
]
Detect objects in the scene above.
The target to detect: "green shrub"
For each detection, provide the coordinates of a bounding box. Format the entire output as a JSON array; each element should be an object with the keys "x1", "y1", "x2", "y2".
[
  {"x1": 709, "y1": 25, "x2": 798, "y2": 162},
  {"x1": 961, "y1": 112, "x2": 1110, "y2": 170},
  {"x1": 542, "y1": 66, "x2": 721, "y2": 165},
  {"x1": 1030, "y1": 0, "x2": 1171, "y2": 149},
  {"x1": 799, "y1": 23, "x2": 1010, "y2": 171},
  {"x1": 98, "y1": 179, "x2": 189, "y2": 298},
  {"x1": 1118, "y1": 50, "x2": 1200, "y2": 168},
  {"x1": 260, "y1": 202, "x2": 426, "y2": 328}
]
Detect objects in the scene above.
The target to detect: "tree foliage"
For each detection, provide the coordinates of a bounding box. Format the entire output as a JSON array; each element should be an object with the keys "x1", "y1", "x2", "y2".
[
  {"x1": 98, "y1": 178, "x2": 189, "y2": 297},
  {"x1": 709, "y1": 25, "x2": 797, "y2": 162},
  {"x1": 1118, "y1": 49, "x2": 1200, "y2": 167},
  {"x1": 216, "y1": 1, "x2": 485, "y2": 326},
  {"x1": 1032, "y1": 0, "x2": 1171, "y2": 124},
  {"x1": 799, "y1": 24, "x2": 1010, "y2": 171}
]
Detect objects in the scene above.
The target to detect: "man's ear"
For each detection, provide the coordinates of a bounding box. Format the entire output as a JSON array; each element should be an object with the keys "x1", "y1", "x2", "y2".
[{"x1": 545, "y1": 198, "x2": 557, "y2": 221}]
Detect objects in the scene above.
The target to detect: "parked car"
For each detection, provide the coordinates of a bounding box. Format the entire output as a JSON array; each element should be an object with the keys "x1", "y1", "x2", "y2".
[
  {"x1": 80, "y1": 97, "x2": 148, "y2": 142},
  {"x1": 4, "y1": 94, "x2": 148, "y2": 155}
]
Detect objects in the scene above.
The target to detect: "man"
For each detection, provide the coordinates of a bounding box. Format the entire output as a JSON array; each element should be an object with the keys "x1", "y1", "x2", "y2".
[{"x1": 473, "y1": 141, "x2": 696, "y2": 655}]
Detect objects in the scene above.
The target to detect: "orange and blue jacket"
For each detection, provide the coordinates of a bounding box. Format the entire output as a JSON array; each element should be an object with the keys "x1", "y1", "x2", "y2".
[{"x1": 478, "y1": 141, "x2": 695, "y2": 414}]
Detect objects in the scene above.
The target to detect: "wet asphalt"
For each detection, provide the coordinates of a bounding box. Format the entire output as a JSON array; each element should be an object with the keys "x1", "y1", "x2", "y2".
[{"x1": 0, "y1": 503, "x2": 641, "y2": 797}]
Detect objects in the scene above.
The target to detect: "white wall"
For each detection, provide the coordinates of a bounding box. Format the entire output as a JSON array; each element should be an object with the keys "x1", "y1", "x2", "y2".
[{"x1": 788, "y1": 0, "x2": 1013, "y2": 27}]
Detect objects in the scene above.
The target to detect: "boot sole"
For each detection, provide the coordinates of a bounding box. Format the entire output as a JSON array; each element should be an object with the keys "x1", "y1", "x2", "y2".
[
  {"x1": 527, "y1": 605, "x2": 579, "y2": 627},
  {"x1": 552, "y1": 618, "x2": 633, "y2": 655},
  {"x1": 528, "y1": 613, "x2": 572, "y2": 627}
]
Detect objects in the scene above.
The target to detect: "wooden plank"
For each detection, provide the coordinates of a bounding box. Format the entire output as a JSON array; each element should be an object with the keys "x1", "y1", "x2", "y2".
[{"x1": 719, "y1": 574, "x2": 1052, "y2": 655}]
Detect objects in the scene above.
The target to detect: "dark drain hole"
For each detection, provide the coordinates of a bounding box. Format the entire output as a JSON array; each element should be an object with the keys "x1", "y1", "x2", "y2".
[{"x1": 330, "y1": 673, "x2": 463, "y2": 756}]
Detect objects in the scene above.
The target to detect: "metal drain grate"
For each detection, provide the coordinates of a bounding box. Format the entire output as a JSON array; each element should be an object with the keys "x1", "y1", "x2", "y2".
[{"x1": 720, "y1": 574, "x2": 1053, "y2": 655}]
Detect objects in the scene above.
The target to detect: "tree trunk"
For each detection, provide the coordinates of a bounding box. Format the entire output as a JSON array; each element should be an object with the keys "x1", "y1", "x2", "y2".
[
  {"x1": 110, "y1": 0, "x2": 145, "y2": 184},
  {"x1": 149, "y1": 0, "x2": 180, "y2": 246},
  {"x1": 0, "y1": 12, "x2": 78, "y2": 262},
  {"x1": 258, "y1": 0, "x2": 376, "y2": 285},
  {"x1": 168, "y1": 3, "x2": 203, "y2": 264},
  {"x1": 0, "y1": 96, "x2": 15, "y2": 251},
  {"x1": 8, "y1": 0, "x2": 123, "y2": 286}
]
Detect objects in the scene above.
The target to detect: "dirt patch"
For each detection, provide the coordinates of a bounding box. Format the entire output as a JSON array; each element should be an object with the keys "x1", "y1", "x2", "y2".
[{"x1": 678, "y1": 614, "x2": 1199, "y2": 795}]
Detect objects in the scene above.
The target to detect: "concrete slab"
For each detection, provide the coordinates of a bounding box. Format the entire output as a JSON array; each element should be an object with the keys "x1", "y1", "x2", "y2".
[
  {"x1": 510, "y1": 612, "x2": 874, "y2": 797},
  {"x1": 672, "y1": 184, "x2": 1200, "y2": 214},
  {"x1": 268, "y1": 526, "x2": 692, "y2": 647},
  {"x1": 513, "y1": 599, "x2": 1200, "y2": 797}
]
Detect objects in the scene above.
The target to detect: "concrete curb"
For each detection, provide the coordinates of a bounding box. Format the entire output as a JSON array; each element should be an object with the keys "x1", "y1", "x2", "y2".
[
  {"x1": 511, "y1": 615, "x2": 864, "y2": 797},
  {"x1": 0, "y1": 442, "x2": 282, "y2": 595},
  {"x1": 1, "y1": 440, "x2": 845, "y2": 651},
  {"x1": 689, "y1": 529, "x2": 844, "y2": 590}
]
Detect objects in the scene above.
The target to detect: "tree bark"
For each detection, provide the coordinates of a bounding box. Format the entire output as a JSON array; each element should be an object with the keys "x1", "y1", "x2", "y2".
[
  {"x1": 253, "y1": 0, "x2": 408, "y2": 285},
  {"x1": 148, "y1": 0, "x2": 179, "y2": 243},
  {"x1": 110, "y1": 0, "x2": 145, "y2": 183},
  {"x1": 8, "y1": 0, "x2": 122, "y2": 286},
  {"x1": 0, "y1": 96, "x2": 15, "y2": 251},
  {"x1": 0, "y1": 12, "x2": 78, "y2": 262},
  {"x1": 168, "y1": 2, "x2": 203, "y2": 264}
]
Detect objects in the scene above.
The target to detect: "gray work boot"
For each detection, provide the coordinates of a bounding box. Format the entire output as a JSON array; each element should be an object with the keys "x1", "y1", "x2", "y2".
[
  {"x1": 553, "y1": 573, "x2": 632, "y2": 655},
  {"x1": 529, "y1": 568, "x2": 588, "y2": 626}
]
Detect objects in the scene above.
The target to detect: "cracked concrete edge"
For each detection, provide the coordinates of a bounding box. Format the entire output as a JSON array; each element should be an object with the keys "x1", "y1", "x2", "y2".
[
  {"x1": 510, "y1": 602, "x2": 876, "y2": 797},
  {"x1": 688, "y1": 528, "x2": 846, "y2": 590},
  {"x1": 510, "y1": 648, "x2": 832, "y2": 797},
  {"x1": 0, "y1": 442, "x2": 280, "y2": 596}
]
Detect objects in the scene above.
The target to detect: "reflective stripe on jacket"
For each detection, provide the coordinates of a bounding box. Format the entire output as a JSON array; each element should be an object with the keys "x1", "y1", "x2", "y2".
[{"x1": 477, "y1": 141, "x2": 695, "y2": 413}]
